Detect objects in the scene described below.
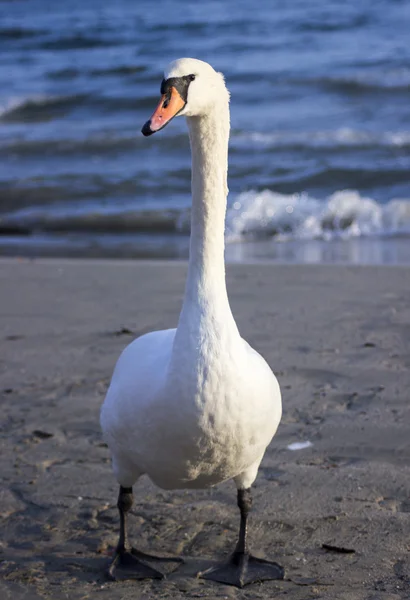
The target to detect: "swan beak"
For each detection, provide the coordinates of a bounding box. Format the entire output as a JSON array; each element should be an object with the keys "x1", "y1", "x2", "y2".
[{"x1": 141, "y1": 87, "x2": 185, "y2": 136}]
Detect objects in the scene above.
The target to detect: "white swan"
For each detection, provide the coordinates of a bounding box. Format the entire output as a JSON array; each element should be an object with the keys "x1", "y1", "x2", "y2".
[{"x1": 100, "y1": 58, "x2": 283, "y2": 588}]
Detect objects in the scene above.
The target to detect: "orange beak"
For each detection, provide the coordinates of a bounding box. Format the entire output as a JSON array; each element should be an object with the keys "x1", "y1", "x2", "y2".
[{"x1": 141, "y1": 87, "x2": 186, "y2": 136}]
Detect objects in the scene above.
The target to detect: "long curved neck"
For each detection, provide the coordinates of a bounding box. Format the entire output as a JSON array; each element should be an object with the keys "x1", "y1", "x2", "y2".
[
  {"x1": 171, "y1": 98, "x2": 237, "y2": 353},
  {"x1": 182, "y1": 101, "x2": 230, "y2": 316}
]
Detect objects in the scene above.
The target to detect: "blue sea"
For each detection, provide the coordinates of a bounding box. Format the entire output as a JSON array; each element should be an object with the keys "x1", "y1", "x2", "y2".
[{"x1": 1, "y1": 0, "x2": 410, "y2": 263}]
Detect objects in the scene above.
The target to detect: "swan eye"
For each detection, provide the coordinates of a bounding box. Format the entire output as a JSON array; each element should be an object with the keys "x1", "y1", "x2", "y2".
[{"x1": 189, "y1": 74, "x2": 196, "y2": 81}]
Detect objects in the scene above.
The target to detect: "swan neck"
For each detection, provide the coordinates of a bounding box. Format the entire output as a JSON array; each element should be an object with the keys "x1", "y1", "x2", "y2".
[{"x1": 184, "y1": 104, "x2": 230, "y2": 302}]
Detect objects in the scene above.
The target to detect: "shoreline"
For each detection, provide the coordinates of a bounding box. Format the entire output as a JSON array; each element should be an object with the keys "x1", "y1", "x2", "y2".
[
  {"x1": 2, "y1": 255, "x2": 410, "y2": 268},
  {"x1": 1, "y1": 259, "x2": 409, "y2": 599},
  {"x1": 0, "y1": 233, "x2": 409, "y2": 266}
]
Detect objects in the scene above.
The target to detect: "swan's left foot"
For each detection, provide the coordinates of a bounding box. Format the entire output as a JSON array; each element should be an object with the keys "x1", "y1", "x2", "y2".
[
  {"x1": 106, "y1": 486, "x2": 182, "y2": 581},
  {"x1": 199, "y1": 551, "x2": 284, "y2": 587},
  {"x1": 198, "y1": 488, "x2": 284, "y2": 588},
  {"x1": 108, "y1": 547, "x2": 165, "y2": 581}
]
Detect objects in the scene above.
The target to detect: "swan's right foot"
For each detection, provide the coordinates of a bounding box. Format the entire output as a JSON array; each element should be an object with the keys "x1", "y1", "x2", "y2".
[
  {"x1": 107, "y1": 485, "x2": 167, "y2": 581},
  {"x1": 107, "y1": 547, "x2": 165, "y2": 581}
]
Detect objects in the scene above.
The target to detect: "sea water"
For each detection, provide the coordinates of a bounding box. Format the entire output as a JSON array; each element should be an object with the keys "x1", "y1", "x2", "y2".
[{"x1": 1, "y1": 0, "x2": 409, "y2": 263}]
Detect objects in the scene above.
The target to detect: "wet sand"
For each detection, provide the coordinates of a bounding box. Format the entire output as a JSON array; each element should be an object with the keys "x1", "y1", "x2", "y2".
[{"x1": 1, "y1": 258, "x2": 409, "y2": 600}]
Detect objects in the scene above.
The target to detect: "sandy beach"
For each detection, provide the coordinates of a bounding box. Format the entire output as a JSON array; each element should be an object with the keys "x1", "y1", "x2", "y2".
[{"x1": 1, "y1": 258, "x2": 409, "y2": 600}]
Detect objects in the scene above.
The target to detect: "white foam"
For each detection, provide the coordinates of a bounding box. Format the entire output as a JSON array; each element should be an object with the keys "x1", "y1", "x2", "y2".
[
  {"x1": 0, "y1": 93, "x2": 82, "y2": 120},
  {"x1": 2, "y1": 188, "x2": 410, "y2": 243},
  {"x1": 226, "y1": 189, "x2": 410, "y2": 242},
  {"x1": 232, "y1": 128, "x2": 410, "y2": 149},
  {"x1": 0, "y1": 95, "x2": 49, "y2": 118}
]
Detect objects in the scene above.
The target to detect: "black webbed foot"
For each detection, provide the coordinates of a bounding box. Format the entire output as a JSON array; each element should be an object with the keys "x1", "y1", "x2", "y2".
[
  {"x1": 106, "y1": 486, "x2": 183, "y2": 581},
  {"x1": 198, "y1": 488, "x2": 284, "y2": 587},
  {"x1": 199, "y1": 551, "x2": 284, "y2": 588},
  {"x1": 107, "y1": 547, "x2": 165, "y2": 581}
]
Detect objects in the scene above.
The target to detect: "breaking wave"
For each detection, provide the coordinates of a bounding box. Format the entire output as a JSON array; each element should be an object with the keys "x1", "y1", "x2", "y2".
[
  {"x1": 225, "y1": 189, "x2": 410, "y2": 240},
  {"x1": 1, "y1": 190, "x2": 409, "y2": 242},
  {"x1": 0, "y1": 94, "x2": 88, "y2": 123}
]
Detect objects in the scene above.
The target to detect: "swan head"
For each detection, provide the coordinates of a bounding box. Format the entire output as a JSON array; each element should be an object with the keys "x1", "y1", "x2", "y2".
[{"x1": 141, "y1": 58, "x2": 229, "y2": 136}]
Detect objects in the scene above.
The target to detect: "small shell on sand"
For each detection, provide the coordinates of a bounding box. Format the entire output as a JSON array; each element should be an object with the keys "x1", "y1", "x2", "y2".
[{"x1": 287, "y1": 441, "x2": 313, "y2": 451}]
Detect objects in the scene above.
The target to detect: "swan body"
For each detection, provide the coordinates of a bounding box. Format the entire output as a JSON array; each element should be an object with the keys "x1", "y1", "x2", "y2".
[
  {"x1": 102, "y1": 323, "x2": 280, "y2": 490},
  {"x1": 100, "y1": 58, "x2": 283, "y2": 586}
]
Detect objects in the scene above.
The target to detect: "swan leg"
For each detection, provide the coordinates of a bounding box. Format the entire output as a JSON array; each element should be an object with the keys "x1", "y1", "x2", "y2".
[
  {"x1": 107, "y1": 486, "x2": 165, "y2": 581},
  {"x1": 198, "y1": 488, "x2": 284, "y2": 588}
]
